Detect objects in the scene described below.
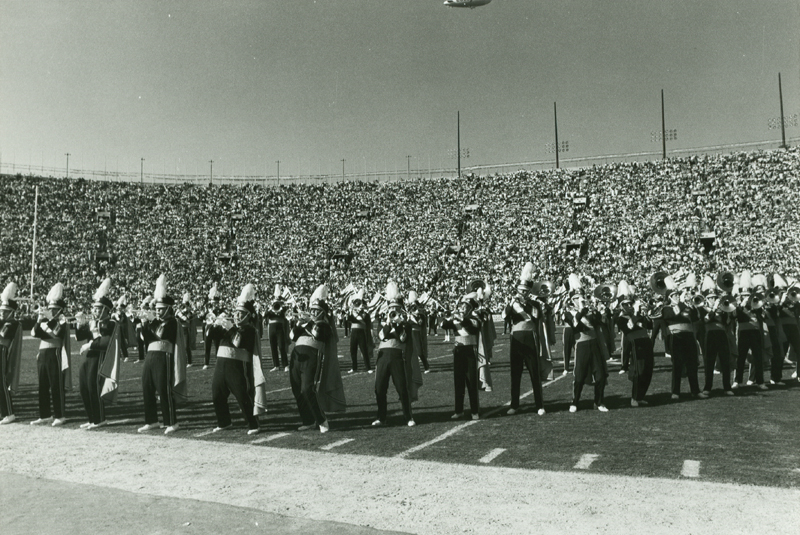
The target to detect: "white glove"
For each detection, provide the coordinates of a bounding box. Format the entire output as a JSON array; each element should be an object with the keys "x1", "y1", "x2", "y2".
[{"x1": 80, "y1": 342, "x2": 92, "y2": 356}]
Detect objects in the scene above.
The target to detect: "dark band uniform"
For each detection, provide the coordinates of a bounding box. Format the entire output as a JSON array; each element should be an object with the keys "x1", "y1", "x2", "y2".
[
  {"x1": 374, "y1": 319, "x2": 414, "y2": 424},
  {"x1": 141, "y1": 316, "x2": 179, "y2": 426},
  {"x1": 452, "y1": 306, "x2": 481, "y2": 417},
  {"x1": 0, "y1": 316, "x2": 20, "y2": 420},
  {"x1": 661, "y1": 302, "x2": 702, "y2": 396},
  {"x1": 33, "y1": 316, "x2": 70, "y2": 420},
  {"x1": 616, "y1": 309, "x2": 653, "y2": 402},
  {"x1": 210, "y1": 322, "x2": 259, "y2": 430},
  {"x1": 266, "y1": 305, "x2": 289, "y2": 369},
  {"x1": 289, "y1": 319, "x2": 331, "y2": 427},
  {"x1": 76, "y1": 319, "x2": 116, "y2": 424},
  {"x1": 348, "y1": 307, "x2": 372, "y2": 372},
  {"x1": 509, "y1": 297, "x2": 544, "y2": 412},
  {"x1": 699, "y1": 306, "x2": 734, "y2": 393},
  {"x1": 570, "y1": 307, "x2": 608, "y2": 407}
]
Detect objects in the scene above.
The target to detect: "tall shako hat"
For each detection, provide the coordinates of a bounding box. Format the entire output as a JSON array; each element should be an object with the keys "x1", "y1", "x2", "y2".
[
  {"x1": 236, "y1": 283, "x2": 257, "y2": 316},
  {"x1": 115, "y1": 293, "x2": 127, "y2": 309},
  {"x1": 208, "y1": 282, "x2": 220, "y2": 301},
  {"x1": 350, "y1": 288, "x2": 365, "y2": 308},
  {"x1": 385, "y1": 281, "x2": 403, "y2": 310},
  {"x1": 517, "y1": 263, "x2": 534, "y2": 292},
  {"x1": 567, "y1": 273, "x2": 582, "y2": 301},
  {"x1": 617, "y1": 280, "x2": 634, "y2": 304},
  {"x1": 140, "y1": 295, "x2": 153, "y2": 309},
  {"x1": 309, "y1": 284, "x2": 330, "y2": 314},
  {"x1": 153, "y1": 274, "x2": 175, "y2": 307},
  {"x1": 92, "y1": 278, "x2": 113, "y2": 310},
  {"x1": 46, "y1": 282, "x2": 67, "y2": 309},
  {"x1": 0, "y1": 282, "x2": 19, "y2": 311}
]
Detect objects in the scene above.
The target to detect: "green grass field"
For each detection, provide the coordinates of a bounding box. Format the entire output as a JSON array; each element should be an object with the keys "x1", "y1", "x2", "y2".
[{"x1": 10, "y1": 323, "x2": 800, "y2": 489}]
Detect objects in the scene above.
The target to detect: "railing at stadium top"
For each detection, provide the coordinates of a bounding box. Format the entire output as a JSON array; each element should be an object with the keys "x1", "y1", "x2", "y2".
[{"x1": 1, "y1": 137, "x2": 797, "y2": 186}]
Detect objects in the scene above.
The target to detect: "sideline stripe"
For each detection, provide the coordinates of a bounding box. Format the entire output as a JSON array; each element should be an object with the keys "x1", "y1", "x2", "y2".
[
  {"x1": 251, "y1": 432, "x2": 290, "y2": 445},
  {"x1": 396, "y1": 373, "x2": 568, "y2": 459},
  {"x1": 574, "y1": 454, "x2": 600, "y2": 470},
  {"x1": 194, "y1": 429, "x2": 217, "y2": 438},
  {"x1": 320, "y1": 438, "x2": 355, "y2": 451},
  {"x1": 479, "y1": 448, "x2": 506, "y2": 464},
  {"x1": 681, "y1": 460, "x2": 700, "y2": 478}
]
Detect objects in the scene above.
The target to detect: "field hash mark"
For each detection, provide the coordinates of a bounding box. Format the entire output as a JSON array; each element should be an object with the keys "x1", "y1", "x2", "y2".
[
  {"x1": 574, "y1": 454, "x2": 600, "y2": 470},
  {"x1": 681, "y1": 460, "x2": 700, "y2": 478},
  {"x1": 251, "y1": 432, "x2": 290, "y2": 445},
  {"x1": 320, "y1": 438, "x2": 355, "y2": 451},
  {"x1": 479, "y1": 448, "x2": 506, "y2": 464}
]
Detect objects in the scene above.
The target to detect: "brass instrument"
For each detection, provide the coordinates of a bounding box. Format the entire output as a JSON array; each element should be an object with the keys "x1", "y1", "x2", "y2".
[
  {"x1": 691, "y1": 294, "x2": 707, "y2": 307},
  {"x1": 718, "y1": 295, "x2": 736, "y2": 314},
  {"x1": 716, "y1": 271, "x2": 735, "y2": 294},
  {"x1": 649, "y1": 272, "x2": 669, "y2": 295},
  {"x1": 593, "y1": 283, "x2": 616, "y2": 303},
  {"x1": 388, "y1": 309, "x2": 407, "y2": 324},
  {"x1": 533, "y1": 281, "x2": 554, "y2": 299},
  {"x1": 467, "y1": 279, "x2": 486, "y2": 293},
  {"x1": 788, "y1": 286, "x2": 800, "y2": 304}
]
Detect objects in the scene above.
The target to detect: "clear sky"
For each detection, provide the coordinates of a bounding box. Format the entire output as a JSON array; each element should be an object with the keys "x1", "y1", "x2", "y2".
[{"x1": 1, "y1": 0, "x2": 799, "y2": 178}]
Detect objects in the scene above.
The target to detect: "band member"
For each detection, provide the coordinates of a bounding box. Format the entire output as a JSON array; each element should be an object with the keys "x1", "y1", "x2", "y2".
[
  {"x1": 476, "y1": 285, "x2": 496, "y2": 391},
  {"x1": 176, "y1": 292, "x2": 195, "y2": 367},
  {"x1": 210, "y1": 283, "x2": 266, "y2": 434},
  {"x1": 290, "y1": 285, "x2": 346, "y2": 433},
  {"x1": 534, "y1": 281, "x2": 556, "y2": 381},
  {"x1": 372, "y1": 282, "x2": 420, "y2": 427},
  {"x1": 112, "y1": 295, "x2": 132, "y2": 363},
  {"x1": 31, "y1": 282, "x2": 72, "y2": 426},
  {"x1": 203, "y1": 283, "x2": 225, "y2": 370},
  {"x1": 406, "y1": 291, "x2": 429, "y2": 374},
  {"x1": 699, "y1": 291, "x2": 735, "y2": 395},
  {"x1": 450, "y1": 292, "x2": 482, "y2": 420},
  {"x1": 0, "y1": 282, "x2": 22, "y2": 425},
  {"x1": 615, "y1": 290, "x2": 653, "y2": 406},
  {"x1": 561, "y1": 298, "x2": 578, "y2": 376},
  {"x1": 137, "y1": 275, "x2": 187, "y2": 435},
  {"x1": 661, "y1": 287, "x2": 706, "y2": 400},
  {"x1": 266, "y1": 285, "x2": 290, "y2": 372},
  {"x1": 772, "y1": 275, "x2": 800, "y2": 380},
  {"x1": 733, "y1": 277, "x2": 767, "y2": 390},
  {"x1": 764, "y1": 283, "x2": 787, "y2": 385},
  {"x1": 648, "y1": 294, "x2": 670, "y2": 358},
  {"x1": 348, "y1": 289, "x2": 374, "y2": 373},
  {"x1": 427, "y1": 303, "x2": 439, "y2": 335},
  {"x1": 75, "y1": 278, "x2": 122, "y2": 429},
  {"x1": 568, "y1": 293, "x2": 609, "y2": 412},
  {"x1": 134, "y1": 296, "x2": 151, "y2": 362},
  {"x1": 507, "y1": 263, "x2": 545, "y2": 416}
]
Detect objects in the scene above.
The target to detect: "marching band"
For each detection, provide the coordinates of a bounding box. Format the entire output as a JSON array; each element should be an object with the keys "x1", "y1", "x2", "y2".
[{"x1": 1, "y1": 264, "x2": 799, "y2": 435}]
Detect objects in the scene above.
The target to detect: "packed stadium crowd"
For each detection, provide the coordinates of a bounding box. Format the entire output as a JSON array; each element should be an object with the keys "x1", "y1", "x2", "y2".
[{"x1": 1, "y1": 147, "x2": 798, "y2": 312}]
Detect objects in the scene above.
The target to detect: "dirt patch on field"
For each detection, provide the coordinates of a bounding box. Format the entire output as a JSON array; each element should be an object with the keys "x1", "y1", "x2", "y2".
[{"x1": 1, "y1": 425, "x2": 798, "y2": 535}]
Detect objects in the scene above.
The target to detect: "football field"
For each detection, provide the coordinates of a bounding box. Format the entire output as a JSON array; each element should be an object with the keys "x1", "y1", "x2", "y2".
[{"x1": 6, "y1": 323, "x2": 800, "y2": 489}]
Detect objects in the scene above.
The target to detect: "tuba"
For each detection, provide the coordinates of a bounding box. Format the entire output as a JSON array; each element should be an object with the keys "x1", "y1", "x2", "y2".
[
  {"x1": 533, "y1": 281, "x2": 554, "y2": 299},
  {"x1": 717, "y1": 294, "x2": 737, "y2": 313},
  {"x1": 716, "y1": 271, "x2": 735, "y2": 294},
  {"x1": 593, "y1": 283, "x2": 617, "y2": 303},
  {"x1": 467, "y1": 279, "x2": 486, "y2": 293},
  {"x1": 649, "y1": 272, "x2": 669, "y2": 295}
]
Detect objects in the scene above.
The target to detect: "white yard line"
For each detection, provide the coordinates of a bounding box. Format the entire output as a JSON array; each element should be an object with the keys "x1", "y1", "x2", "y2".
[
  {"x1": 396, "y1": 373, "x2": 567, "y2": 459},
  {"x1": 479, "y1": 448, "x2": 506, "y2": 464},
  {"x1": 681, "y1": 460, "x2": 701, "y2": 478},
  {"x1": 574, "y1": 454, "x2": 600, "y2": 470},
  {"x1": 320, "y1": 438, "x2": 355, "y2": 451},
  {"x1": 194, "y1": 429, "x2": 217, "y2": 438},
  {"x1": 251, "y1": 432, "x2": 290, "y2": 445}
]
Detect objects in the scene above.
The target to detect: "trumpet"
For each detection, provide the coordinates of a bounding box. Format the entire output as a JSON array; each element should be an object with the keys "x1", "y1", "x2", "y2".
[
  {"x1": 691, "y1": 294, "x2": 706, "y2": 308},
  {"x1": 788, "y1": 287, "x2": 800, "y2": 304},
  {"x1": 388, "y1": 309, "x2": 407, "y2": 324},
  {"x1": 717, "y1": 295, "x2": 737, "y2": 314}
]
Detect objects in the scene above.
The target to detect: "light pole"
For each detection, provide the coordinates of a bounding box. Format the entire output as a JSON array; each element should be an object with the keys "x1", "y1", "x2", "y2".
[
  {"x1": 65, "y1": 153, "x2": 70, "y2": 178},
  {"x1": 407, "y1": 155, "x2": 412, "y2": 180},
  {"x1": 341, "y1": 159, "x2": 345, "y2": 182},
  {"x1": 209, "y1": 159, "x2": 214, "y2": 186},
  {"x1": 276, "y1": 160, "x2": 280, "y2": 182},
  {"x1": 140, "y1": 157, "x2": 144, "y2": 183}
]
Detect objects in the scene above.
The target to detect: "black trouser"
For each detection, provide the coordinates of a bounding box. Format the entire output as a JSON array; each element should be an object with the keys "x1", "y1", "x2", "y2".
[
  {"x1": 212, "y1": 358, "x2": 258, "y2": 429},
  {"x1": 767, "y1": 325, "x2": 783, "y2": 382},
  {"x1": 119, "y1": 332, "x2": 129, "y2": 360},
  {"x1": 573, "y1": 339, "x2": 606, "y2": 406},
  {"x1": 0, "y1": 349, "x2": 14, "y2": 418},
  {"x1": 671, "y1": 332, "x2": 700, "y2": 395},
  {"x1": 374, "y1": 348, "x2": 412, "y2": 423},
  {"x1": 79, "y1": 356, "x2": 105, "y2": 424},
  {"x1": 454, "y1": 344, "x2": 479, "y2": 415},
  {"x1": 428, "y1": 318, "x2": 437, "y2": 335},
  {"x1": 142, "y1": 351, "x2": 177, "y2": 426},
  {"x1": 562, "y1": 326, "x2": 575, "y2": 372},
  {"x1": 503, "y1": 317, "x2": 512, "y2": 335},
  {"x1": 509, "y1": 333, "x2": 543, "y2": 410},
  {"x1": 411, "y1": 330, "x2": 429, "y2": 371},
  {"x1": 628, "y1": 336, "x2": 653, "y2": 401},
  {"x1": 269, "y1": 323, "x2": 288, "y2": 368},
  {"x1": 204, "y1": 327, "x2": 221, "y2": 366},
  {"x1": 136, "y1": 329, "x2": 146, "y2": 361},
  {"x1": 620, "y1": 334, "x2": 631, "y2": 372},
  {"x1": 37, "y1": 348, "x2": 65, "y2": 419},
  {"x1": 183, "y1": 326, "x2": 193, "y2": 364},
  {"x1": 290, "y1": 348, "x2": 326, "y2": 426},
  {"x1": 350, "y1": 328, "x2": 371, "y2": 371},
  {"x1": 736, "y1": 329, "x2": 764, "y2": 385},
  {"x1": 703, "y1": 330, "x2": 731, "y2": 392},
  {"x1": 781, "y1": 322, "x2": 800, "y2": 376}
]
